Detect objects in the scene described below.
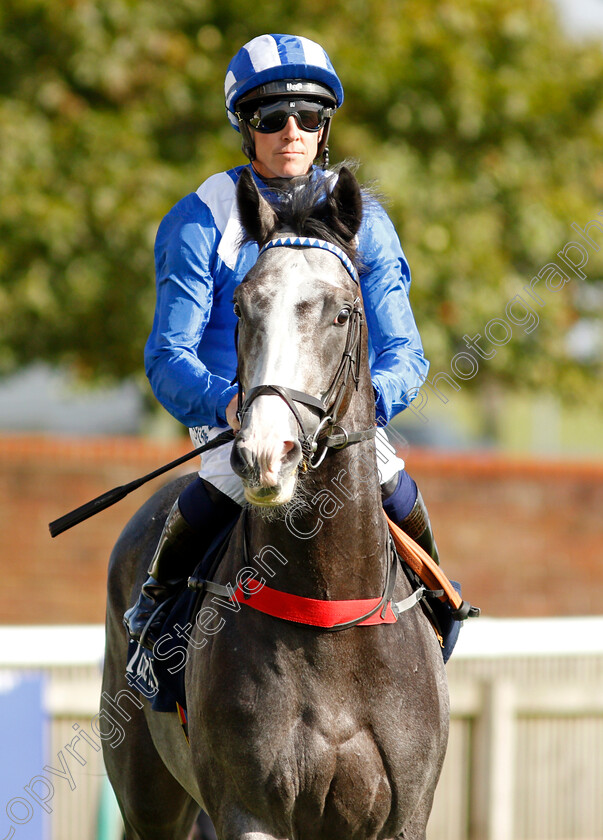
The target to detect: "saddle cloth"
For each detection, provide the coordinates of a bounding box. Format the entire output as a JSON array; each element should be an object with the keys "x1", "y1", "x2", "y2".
[{"x1": 125, "y1": 585, "x2": 196, "y2": 713}]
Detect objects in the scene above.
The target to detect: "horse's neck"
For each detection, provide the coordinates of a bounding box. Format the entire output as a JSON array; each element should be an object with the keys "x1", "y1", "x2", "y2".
[{"x1": 247, "y1": 443, "x2": 388, "y2": 600}]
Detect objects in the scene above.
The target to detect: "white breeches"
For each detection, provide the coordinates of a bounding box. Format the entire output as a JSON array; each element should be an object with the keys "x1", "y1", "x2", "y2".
[{"x1": 189, "y1": 425, "x2": 405, "y2": 506}]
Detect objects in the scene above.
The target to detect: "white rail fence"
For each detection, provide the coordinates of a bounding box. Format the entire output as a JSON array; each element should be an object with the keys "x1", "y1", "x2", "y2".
[{"x1": 1, "y1": 619, "x2": 602, "y2": 840}]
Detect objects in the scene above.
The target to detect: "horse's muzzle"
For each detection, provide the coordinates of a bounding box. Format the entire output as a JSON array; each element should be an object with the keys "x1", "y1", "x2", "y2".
[{"x1": 230, "y1": 435, "x2": 303, "y2": 506}]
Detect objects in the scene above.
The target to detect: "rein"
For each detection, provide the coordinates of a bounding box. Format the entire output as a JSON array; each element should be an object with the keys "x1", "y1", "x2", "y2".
[{"x1": 235, "y1": 236, "x2": 376, "y2": 469}]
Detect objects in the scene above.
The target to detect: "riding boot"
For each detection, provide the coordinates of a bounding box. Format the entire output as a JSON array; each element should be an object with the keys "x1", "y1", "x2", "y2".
[
  {"x1": 123, "y1": 500, "x2": 199, "y2": 650},
  {"x1": 397, "y1": 490, "x2": 440, "y2": 566},
  {"x1": 381, "y1": 471, "x2": 440, "y2": 565}
]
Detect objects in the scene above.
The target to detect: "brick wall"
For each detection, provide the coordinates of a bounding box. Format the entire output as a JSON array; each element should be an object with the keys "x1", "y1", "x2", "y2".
[
  {"x1": 0, "y1": 435, "x2": 193, "y2": 625},
  {"x1": 407, "y1": 451, "x2": 603, "y2": 618},
  {"x1": 1, "y1": 434, "x2": 601, "y2": 624}
]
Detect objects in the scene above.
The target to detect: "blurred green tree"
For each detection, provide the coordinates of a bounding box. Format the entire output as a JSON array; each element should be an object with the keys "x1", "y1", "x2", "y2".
[{"x1": 1, "y1": 0, "x2": 601, "y2": 406}]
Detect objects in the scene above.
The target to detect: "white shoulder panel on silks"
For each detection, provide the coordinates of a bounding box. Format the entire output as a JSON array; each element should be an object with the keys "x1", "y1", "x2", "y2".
[
  {"x1": 196, "y1": 173, "x2": 243, "y2": 270},
  {"x1": 189, "y1": 425, "x2": 405, "y2": 506}
]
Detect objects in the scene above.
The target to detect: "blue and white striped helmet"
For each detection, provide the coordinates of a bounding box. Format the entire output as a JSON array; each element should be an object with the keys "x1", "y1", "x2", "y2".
[{"x1": 225, "y1": 34, "x2": 344, "y2": 132}]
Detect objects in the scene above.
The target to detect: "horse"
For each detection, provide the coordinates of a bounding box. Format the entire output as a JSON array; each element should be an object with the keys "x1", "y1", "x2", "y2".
[{"x1": 101, "y1": 166, "x2": 449, "y2": 840}]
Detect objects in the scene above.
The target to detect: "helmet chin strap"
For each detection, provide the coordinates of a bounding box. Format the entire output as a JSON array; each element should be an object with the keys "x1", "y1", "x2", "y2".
[
  {"x1": 317, "y1": 119, "x2": 332, "y2": 168},
  {"x1": 238, "y1": 117, "x2": 256, "y2": 161}
]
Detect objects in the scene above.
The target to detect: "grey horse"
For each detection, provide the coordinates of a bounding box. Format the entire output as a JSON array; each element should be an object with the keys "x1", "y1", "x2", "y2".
[{"x1": 101, "y1": 167, "x2": 449, "y2": 840}]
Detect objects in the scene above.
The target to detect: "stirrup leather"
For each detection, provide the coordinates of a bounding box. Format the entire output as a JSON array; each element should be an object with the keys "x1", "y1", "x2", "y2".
[{"x1": 385, "y1": 514, "x2": 480, "y2": 620}]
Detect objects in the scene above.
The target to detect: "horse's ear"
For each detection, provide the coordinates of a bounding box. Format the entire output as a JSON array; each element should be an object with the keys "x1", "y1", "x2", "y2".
[
  {"x1": 237, "y1": 168, "x2": 278, "y2": 246},
  {"x1": 328, "y1": 166, "x2": 363, "y2": 240}
]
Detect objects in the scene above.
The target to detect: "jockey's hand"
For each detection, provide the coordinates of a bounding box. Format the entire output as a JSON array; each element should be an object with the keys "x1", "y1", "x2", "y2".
[{"x1": 226, "y1": 394, "x2": 241, "y2": 432}]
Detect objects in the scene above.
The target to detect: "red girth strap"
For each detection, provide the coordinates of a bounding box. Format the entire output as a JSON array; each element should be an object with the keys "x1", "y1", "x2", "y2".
[
  {"x1": 231, "y1": 579, "x2": 398, "y2": 628},
  {"x1": 195, "y1": 515, "x2": 476, "y2": 630}
]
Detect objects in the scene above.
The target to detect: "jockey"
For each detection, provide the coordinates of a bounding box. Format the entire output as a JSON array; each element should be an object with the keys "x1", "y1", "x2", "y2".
[{"x1": 124, "y1": 34, "x2": 441, "y2": 650}]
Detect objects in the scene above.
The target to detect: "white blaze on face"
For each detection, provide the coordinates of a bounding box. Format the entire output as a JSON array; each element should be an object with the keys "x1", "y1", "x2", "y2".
[
  {"x1": 239, "y1": 250, "x2": 319, "y2": 493},
  {"x1": 237, "y1": 246, "x2": 354, "y2": 505}
]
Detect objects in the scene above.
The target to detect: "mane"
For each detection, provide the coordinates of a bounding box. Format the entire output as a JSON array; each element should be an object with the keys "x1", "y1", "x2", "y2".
[{"x1": 243, "y1": 169, "x2": 360, "y2": 266}]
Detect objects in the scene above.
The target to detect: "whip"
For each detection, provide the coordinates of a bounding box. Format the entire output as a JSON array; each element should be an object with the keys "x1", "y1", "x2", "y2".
[{"x1": 48, "y1": 429, "x2": 235, "y2": 537}]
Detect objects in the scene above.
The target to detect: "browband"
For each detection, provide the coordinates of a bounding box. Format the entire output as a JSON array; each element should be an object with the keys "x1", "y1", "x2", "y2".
[{"x1": 258, "y1": 236, "x2": 359, "y2": 283}]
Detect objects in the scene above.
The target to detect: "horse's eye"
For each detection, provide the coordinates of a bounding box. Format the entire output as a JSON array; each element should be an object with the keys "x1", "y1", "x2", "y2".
[
  {"x1": 233, "y1": 302, "x2": 241, "y2": 318},
  {"x1": 334, "y1": 307, "x2": 351, "y2": 326}
]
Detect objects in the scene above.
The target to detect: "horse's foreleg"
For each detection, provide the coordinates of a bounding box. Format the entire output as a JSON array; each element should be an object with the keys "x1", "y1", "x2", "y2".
[
  {"x1": 393, "y1": 790, "x2": 435, "y2": 840},
  {"x1": 210, "y1": 805, "x2": 284, "y2": 840},
  {"x1": 236, "y1": 835, "x2": 282, "y2": 840}
]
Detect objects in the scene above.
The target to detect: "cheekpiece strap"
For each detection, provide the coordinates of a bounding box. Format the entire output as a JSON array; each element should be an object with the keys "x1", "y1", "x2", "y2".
[{"x1": 258, "y1": 237, "x2": 359, "y2": 284}]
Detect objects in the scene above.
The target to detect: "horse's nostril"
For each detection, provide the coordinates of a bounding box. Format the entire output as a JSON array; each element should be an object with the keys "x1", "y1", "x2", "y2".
[
  {"x1": 283, "y1": 439, "x2": 302, "y2": 466},
  {"x1": 240, "y1": 443, "x2": 254, "y2": 468},
  {"x1": 231, "y1": 440, "x2": 255, "y2": 478}
]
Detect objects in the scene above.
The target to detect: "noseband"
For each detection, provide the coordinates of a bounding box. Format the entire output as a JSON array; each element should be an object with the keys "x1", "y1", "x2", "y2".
[{"x1": 235, "y1": 237, "x2": 377, "y2": 469}]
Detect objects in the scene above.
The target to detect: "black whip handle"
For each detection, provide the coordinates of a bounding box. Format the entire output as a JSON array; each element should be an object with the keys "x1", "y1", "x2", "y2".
[{"x1": 48, "y1": 429, "x2": 235, "y2": 538}]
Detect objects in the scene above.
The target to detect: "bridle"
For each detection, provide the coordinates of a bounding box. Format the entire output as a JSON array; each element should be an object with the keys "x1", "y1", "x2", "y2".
[
  {"x1": 190, "y1": 240, "x2": 479, "y2": 636},
  {"x1": 234, "y1": 236, "x2": 377, "y2": 469}
]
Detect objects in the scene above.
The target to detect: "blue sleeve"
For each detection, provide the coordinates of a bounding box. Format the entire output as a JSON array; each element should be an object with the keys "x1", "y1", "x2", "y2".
[
  {"x1": 357, "y1": 199, "x2": 429, "y2": 425},
  {"x1": 144, "y1": 196, "x2": 237, "y2": 428}
]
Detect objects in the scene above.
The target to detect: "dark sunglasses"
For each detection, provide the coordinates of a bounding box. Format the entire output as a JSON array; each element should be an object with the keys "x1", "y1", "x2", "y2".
[{"x1": 238, "y1": 99, "x2": 335, "y2": 134}]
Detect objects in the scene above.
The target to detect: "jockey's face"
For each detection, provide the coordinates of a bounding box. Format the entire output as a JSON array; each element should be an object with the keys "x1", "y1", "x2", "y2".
[{"x1": 252, "y1": 116, "x2": 323, "y2": 179}]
